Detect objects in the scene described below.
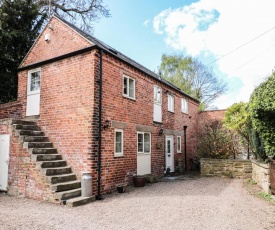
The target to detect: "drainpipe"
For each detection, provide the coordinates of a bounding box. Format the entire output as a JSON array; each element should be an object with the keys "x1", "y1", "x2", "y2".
[
  {"x1": 97, "y1": 49, "x2": 103, "y2": 200},
  {"x1": 183, "y1": 126, "x2": 188, "y2": 171}
]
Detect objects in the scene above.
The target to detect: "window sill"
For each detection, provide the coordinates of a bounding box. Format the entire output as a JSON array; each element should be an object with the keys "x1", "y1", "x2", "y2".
[
  {"x1": 153, "y1": 121, "x2": 163, "y2": 124},
  {"x1": 168, "y1": 110, "x2": 175, "y2": 114},
  {"x1": 181, "y1": 111, "x2": 188, "y2": 115},
  {"x1": 114, "y1": 154, "x2": 124, "y2": 158},
  {"x1": 137, "y1": 153, "x2": 151, "y2": 156},
  {"x1": 123, "y1": 95, "x2": 136, "y2": 101}
]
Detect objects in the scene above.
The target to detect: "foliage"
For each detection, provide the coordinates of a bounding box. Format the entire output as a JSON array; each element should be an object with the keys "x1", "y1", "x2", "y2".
[
  {"x1": 159, "y1": 54, "x2": 227, "y2": 109},
  {"x1": 223, "y1": 102, "x2": 252, "y2": 158},
  {"x1": 0, "y1": 0, "x2": 109, "y2": 103},
  {"x1": 197, "y1": 119, "x2": 239, "y2": 159},
  {"x1": 249, "y1": 129, "x2": 266, "y2": 160},
  {"x1": 0, "y1": 0, "x2": 45, "y2": 103},
  {"x1": 249, "y1": 72, "x2": 275, "y2": 156}
]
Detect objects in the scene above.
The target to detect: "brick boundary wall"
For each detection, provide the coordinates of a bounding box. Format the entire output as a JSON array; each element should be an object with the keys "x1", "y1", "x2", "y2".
[
  {"x1": 251, "y1": 160, "x2": 270, "y2": 193},
  {"x1": 200, "y1": 158, "x2": 252, "y2": 179},
  {"x1": 0, "y1": 101, "x2": 22, "y2": 119}
]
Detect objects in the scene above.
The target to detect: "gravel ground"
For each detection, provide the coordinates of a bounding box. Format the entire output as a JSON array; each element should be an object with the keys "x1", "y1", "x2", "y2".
[{"x1": 1, "y1": 177, "x2": 275, "y2": 230}]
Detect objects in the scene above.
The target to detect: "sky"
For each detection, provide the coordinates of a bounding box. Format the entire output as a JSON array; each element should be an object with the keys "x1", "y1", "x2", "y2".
[{"x1": 93, "y1": 0, "x2": 275, "y2": 109}]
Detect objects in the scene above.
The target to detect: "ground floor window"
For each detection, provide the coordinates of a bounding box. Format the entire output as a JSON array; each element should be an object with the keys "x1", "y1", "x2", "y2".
[
  {"x1": 177, "y1": 136, "x2": 181, "y2": 153},
  {"x1": 114, "y1": 129, "x2": 123, "y2": 157},
  {"x1": 137, "y1": 132, "x2": 151, "y2": 154}
]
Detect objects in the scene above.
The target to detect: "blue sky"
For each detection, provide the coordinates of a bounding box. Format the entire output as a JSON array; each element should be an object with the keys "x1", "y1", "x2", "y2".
[{"x1": 93, "y1": 0, "x2": 275, "y2": 109}]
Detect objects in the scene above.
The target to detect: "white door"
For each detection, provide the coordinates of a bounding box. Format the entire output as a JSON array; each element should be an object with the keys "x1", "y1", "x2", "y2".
[
  {"x1": 165, "y1": 136, "x2": 174, "y2": 172},
  {"x1": 26, "y1": 68, "x2": 41, "y2": 116},
  {"x1": 0, "y1": 135, "x2": 10, "y2": 191},
  {"x1": 137, "y1": 132, "x2": 151, "y2": 175}
]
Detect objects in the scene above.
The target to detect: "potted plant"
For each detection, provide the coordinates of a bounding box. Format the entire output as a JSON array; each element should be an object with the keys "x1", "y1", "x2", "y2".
[
  {"x1": 116, "y1": 183, "x2": 127, "y2": 193},
  {"x1": 133, "y1": 175, "x2": 146, "y2": 187}
]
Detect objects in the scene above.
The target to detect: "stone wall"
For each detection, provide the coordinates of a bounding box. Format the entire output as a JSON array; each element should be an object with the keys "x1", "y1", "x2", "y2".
[
  {"x1": 200, "y1": 158, "x2": 252, "y2": 179},
  {"x1": 251, "y1": 160, "x2": 270, "y2": 193}
]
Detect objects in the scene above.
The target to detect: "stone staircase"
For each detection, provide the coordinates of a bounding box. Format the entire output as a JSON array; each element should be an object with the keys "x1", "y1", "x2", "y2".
[{"x1": 12, "y1": 119, "x2": 95, "y2": 207}]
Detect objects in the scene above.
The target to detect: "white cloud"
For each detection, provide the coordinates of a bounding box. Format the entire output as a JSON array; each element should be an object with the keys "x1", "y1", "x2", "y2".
[
  {"x1": 143, "y1": 19, "x2": 150, "y2": 27},
  {"x1": 153, "y1": 0, "x2": 275, "y2": 109}
]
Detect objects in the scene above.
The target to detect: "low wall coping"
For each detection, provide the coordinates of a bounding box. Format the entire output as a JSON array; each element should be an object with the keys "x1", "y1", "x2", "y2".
[
  {"x1": 251, "y1": 159, "x2": 269, "y2": 169},
  {"x1": 200, "y1": 158, "x2": 251, "y2": 163}
]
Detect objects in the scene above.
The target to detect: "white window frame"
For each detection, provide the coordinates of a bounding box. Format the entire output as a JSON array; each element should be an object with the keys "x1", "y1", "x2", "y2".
[
  {"x1": 114, "y1": 129, "x2": 123, "y2": 157},
  {"x1": 137, "y1": 132, "x2": 151, "y2": 154},
  {"x1": 168, "y1": 95, "x2": 174, "y2": 112},
  {"x1": 27, "y1": 68, "x2": 41, "y2": 95},
  {"x1": 123, "y1": 75, "x2": 135, "y2": 99},
  {"x1": 181, "y1": 98, "x2": 188, "y2": 114},
  {"x1": 177, "y1": 136, "x2": 182, "y2": 153},
  {"x1": 154, "y1": 85, "x2": 162, "y2": 105}
]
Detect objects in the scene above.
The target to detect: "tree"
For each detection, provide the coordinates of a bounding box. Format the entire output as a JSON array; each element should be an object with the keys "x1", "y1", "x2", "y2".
[
  {"x1": 197, "y1": 119, "x2": 239, "y2": 159},
  {"x1": 223, "y1": 102, "x2": 252, "y2": 159},
  {"x1": 249, "y1": 72, "x2": 275, "y2": 157},
  {"x1": 0, "y1": 0, "x2": 109, "y2": 103},
  {"x1": 0, "y1": 0, "x2": 45, "y2": 103},
  {"x1": 159, "y1": 54, "x2": 227, "y2": 109}
]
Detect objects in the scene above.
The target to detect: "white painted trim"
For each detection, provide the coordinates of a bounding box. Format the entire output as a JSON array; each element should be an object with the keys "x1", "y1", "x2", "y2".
[
  {"x1": 114, "y1": 129, "x2": 123, "y2": 157},
  {"x1": 177, "y1": 136, "x2": 182, "y2": 153},
  {"x1": 122, "y1": 74, "x2": 136, "y2": 100},
  {"x1": 137, "y1": 131, "x2": 151, "y2": 154}
]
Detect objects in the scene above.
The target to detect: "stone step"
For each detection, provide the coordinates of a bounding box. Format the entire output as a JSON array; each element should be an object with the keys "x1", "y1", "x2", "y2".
[
  {"x1": 12, "y1": 120, "x2": 36, "y2": 125},
  {"x1": 37, "y1": 160, "x2": 67, "y2": 168},
  {"x1": 66, "y1": 196, "x2": 95, "y2": 207},
  {"x1": 24, "y1": 142, "x2": 53, "y2": 149},
  {"x1": 46, "y1": 173, "x2": 77, "y2": 184},
  {"x1": 16, "y1": 130, "x2": 44, "y2": 137},
  {"x1": 32, "y1": 154, "x2": 62, "y2": 162},
  {"x1": 20, "y1": 136, "x2": 49, "y2": 143},
  {"x1": 51, "y1": 180, "x2": 81, "y2": 192},
  {"x1": 13, "y1": 124, "x2": 41, "y2": 131},
  {"x1": 42, "y1": 166, "x2": 72, "y2": 176},
  {"x1": 30, "y1": 148, "x2": 57, "y2": 155},
  {"x1": 55, "y1": 188, "x2": 81, "y2": 201}
]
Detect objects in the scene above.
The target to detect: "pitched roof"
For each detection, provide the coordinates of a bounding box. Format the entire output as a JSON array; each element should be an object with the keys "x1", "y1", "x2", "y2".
[{"x1": 53, "y1": 15, "x2": 200, "y2": 103}]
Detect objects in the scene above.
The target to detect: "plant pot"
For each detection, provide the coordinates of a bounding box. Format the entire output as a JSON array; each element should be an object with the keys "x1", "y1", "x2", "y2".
[
  {"x1": 133, "y1": 176, "x2": 146, "y2": 187},
  {"x1": 116, "y1": 183, "x2": 127, "y2": 193}
]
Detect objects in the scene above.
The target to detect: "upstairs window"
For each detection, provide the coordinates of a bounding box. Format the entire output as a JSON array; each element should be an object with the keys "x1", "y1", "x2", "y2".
[
  {"x1": 168, "y1": 95, "x2": 174, "y2": 112},
  {"x1": 114, "y1": 129, "x2": 123, "y2": 157},
  {"x1": 123, "y1": 75, "x2": 135, "y2": 99},
  {"x1": 181, "y1": 98, "x2": 188, "y2": 114},
  {"x1": 137, "y1": 132, "x2": 151, "y2": 154},
  {"x1": 154, "y1": 86, "x2": 162, "y2": 105}
]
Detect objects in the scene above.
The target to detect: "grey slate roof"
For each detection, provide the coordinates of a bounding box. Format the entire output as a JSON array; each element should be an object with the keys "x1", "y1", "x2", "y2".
[{"x1": 54, "y1": 15, "x2": 199, "y2": 103}]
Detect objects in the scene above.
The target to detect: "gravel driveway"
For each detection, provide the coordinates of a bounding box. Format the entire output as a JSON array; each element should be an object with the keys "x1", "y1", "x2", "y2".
[{"x1": 1, "y1": 177, "x2": 275, "y2": 230}]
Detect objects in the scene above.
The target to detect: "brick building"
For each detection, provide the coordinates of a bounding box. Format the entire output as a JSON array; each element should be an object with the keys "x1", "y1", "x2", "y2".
[{"x1": 0, "y1": 15, "x2": 199, "y2": 205}]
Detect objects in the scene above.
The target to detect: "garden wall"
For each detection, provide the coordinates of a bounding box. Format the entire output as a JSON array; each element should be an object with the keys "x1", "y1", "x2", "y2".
[
  {"x1": 200, "y1": 158, "x2": 252, "y2": 179},
  {"x1": 251, "y1": 160, "x2": 270, "y2": 193}
]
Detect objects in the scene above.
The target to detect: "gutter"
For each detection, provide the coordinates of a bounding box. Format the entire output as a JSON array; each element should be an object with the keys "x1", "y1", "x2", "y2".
[{"x1": 96, "y1": 49, "x2": 103, "y2": 200}]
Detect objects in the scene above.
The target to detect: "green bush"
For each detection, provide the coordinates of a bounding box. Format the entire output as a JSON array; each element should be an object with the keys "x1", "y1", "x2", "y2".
[{"x1": 249, "y1": 73, "x2": 275, "y2": 156}]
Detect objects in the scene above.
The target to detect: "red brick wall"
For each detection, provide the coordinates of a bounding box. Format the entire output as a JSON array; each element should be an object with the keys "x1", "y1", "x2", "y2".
[
  {"x1": 20, "y1": 16, "x2": 92, "y2": 68},
  {"x1": 0, "y1": 119, "x2": 55, "y2": 201},
  {"x1": 0, "y1": 102, "x2": 22, "y2": 119},
  {"x1": 199, "y1": 110, "x2": 226, "y2": 121}
]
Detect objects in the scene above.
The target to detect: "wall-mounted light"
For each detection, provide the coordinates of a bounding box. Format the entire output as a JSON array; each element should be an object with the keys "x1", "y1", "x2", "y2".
[
  {"x1": 103, "y1": 119, "x2": 111, "y2": 130},
  {"x1": 159, "y1": 128, "x2": 164, "y2": 136}
]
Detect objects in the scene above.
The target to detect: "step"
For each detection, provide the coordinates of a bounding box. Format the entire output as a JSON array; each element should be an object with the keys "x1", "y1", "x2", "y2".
[
  {"x1": 55, "y1": 188, "x2": 81, "y2": 200},
  {"x1": 32, "y1": 154, "x2": 62, "y2": 161},
  {"x1": 20, "y1": 136, "x2": 48, "y2": 143},
  {"x1": 37, "y1": 160, "x2": 67, "y2": 168},
  {"x1": 46, "y1": 173, "x2": 77, "y2": 184},
  {"x1": 66, "y1": 196, "x2": 95, "y2": 207},
  {"x1": 51, "y1": 180, "x2": 81, "y2": 192},
  {"x1": 42, "y1": 166, "x2": 72, "y2": 176},
  {"x1": 30, "y1": 148, "x2": 57, "y2": 155},
  {"x1": 24, "y1": 142, "x2": 53, "y2": 149},
  {"x1": 13, "y1": 124, "x2": 41, "y2": 131},
  {"x1": 16, "y1": 130, "x2": 44, "y2": 137},
  {"x1": 12, "y1": 120, "x2": 36, "y2": 125}
]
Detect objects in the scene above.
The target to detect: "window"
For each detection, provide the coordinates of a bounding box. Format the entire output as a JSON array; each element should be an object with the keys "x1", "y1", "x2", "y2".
[
  {"x1": 123, "y1": 75, "x2": 135, "y2": 99},
  {"x1": 177, "y1": 136, "x2": 181, "y2": 153},
  {"x1": 28, "y1": 69, "x2": 41, "y2": 94},
  {"x1": 114, "y1": 129, "x2": 123, "y2": 157},
  {"x1": 181, "y1": 98, "x2": 188, "y2": 114},
  {"x1": 154, "y1": 85, "x2": 162, "y2": 105},
  {"x1": 168, "y1": 95, "x2": 174, "y2": 112},
  {"x1": 137, "y1": 132, "x2": 151, "y2": 154}
]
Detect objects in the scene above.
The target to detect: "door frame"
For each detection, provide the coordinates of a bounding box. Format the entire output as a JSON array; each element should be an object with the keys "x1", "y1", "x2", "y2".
[
  {"x1": 0, "y1": 134, "x2": 10, "y2": 191},
  {"x1": 165, "y1": 135, "x2": 174, "y2": 172}
]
